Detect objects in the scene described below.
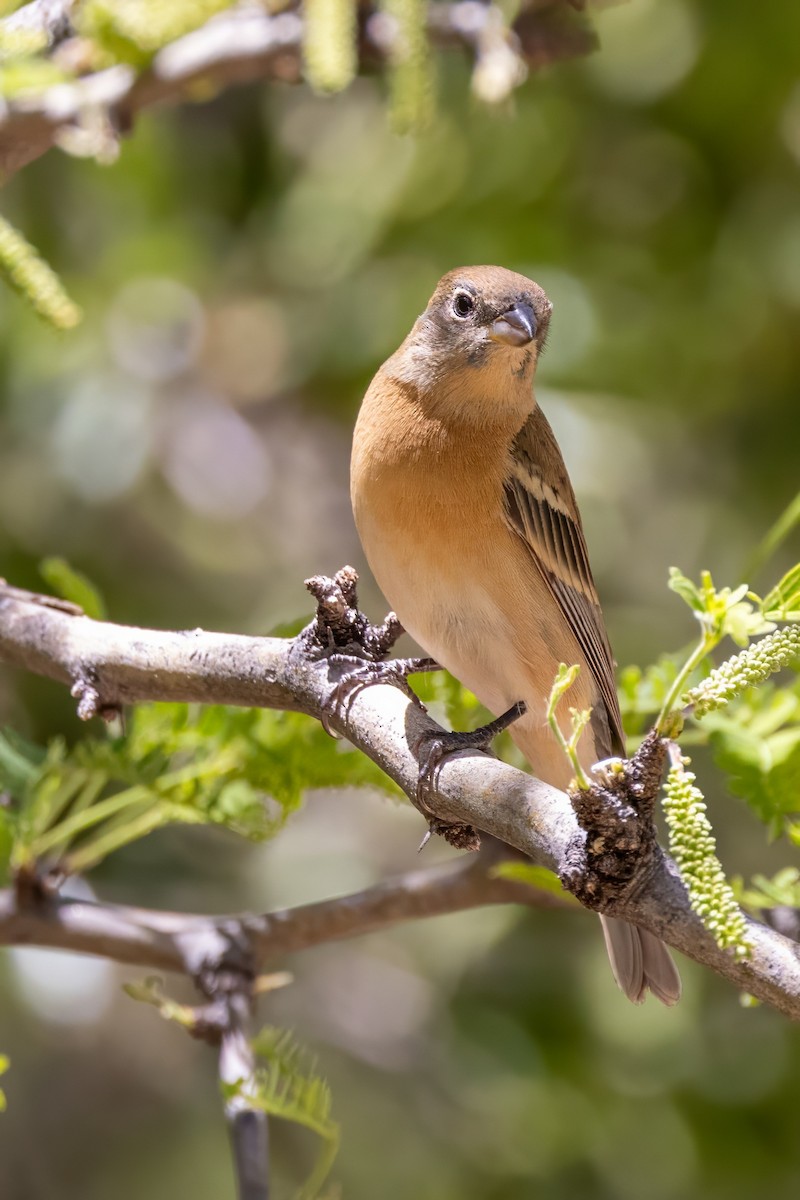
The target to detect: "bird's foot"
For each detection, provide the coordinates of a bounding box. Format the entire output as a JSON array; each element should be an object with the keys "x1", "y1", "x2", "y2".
[
  {"x1": 301, "y1": 567, "x2": 442, "y2": 735},
  {"x1": 321, "y1": 654, "x2": 440, "y2": 737},
  {"x1": 415, "y1": 701, "x2": 527, "y2": 852}
]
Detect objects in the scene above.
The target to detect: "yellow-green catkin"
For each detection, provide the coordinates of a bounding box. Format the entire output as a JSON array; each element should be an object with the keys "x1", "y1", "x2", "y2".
[
  {"x1": 384, "y1": 0, "x2": 434, "y2": 133},
  {"x1": 0, "y1": 216, "x2": 81, "y2": 329},
  {"x1": 685, "y1": 624, "x2": 800, "y2": 716},
  {"x1": 663, "y1": 750, "x2": 751, "y2": 958},
  {"x1": 0, "y1": 24, "x2": 48, "y2": 59},
  {"x1": 78, "y1": 0, "x2": 232, "y2": 57},
  {"x1": 303, "y1": 0, "x2": 357, "y2": 94}
]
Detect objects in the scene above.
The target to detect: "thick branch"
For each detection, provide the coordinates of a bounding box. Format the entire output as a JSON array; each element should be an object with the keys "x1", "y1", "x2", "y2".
[
  {"x1": 0, "y1": 580, "x2": 300, "y2": 709},
  {"x1": 0, "y1": 0, "x2": 596, "y2": 179},
  {"x1": 2, "y1": 579, "x2": 800, "y2": 1018}
]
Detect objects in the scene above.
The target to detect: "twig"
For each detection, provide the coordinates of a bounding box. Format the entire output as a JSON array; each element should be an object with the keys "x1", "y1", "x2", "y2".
[
  {"x1": 2, "y1": 576, "x2": 800, "y2": 1018},
  {"x1": 219, "y1": 992, "x2": 269, "y2": 1200}
]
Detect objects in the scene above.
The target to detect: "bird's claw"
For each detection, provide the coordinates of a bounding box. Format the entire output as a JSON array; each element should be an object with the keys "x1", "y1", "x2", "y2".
[
  {"x1": 414, "y1": 700, "x2": 526, "y2": 852},
  {"x1": 418, "y1": 816, "x2": 482, "y2": 853},
  {"x1": 321, "y1": 655, "x2": 440, "y2": 738}
]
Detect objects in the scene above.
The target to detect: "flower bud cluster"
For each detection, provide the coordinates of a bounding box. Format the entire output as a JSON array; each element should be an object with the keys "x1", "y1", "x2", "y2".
[{"x1": 685, "y1": 625, "x2": 800, "y2": 716}]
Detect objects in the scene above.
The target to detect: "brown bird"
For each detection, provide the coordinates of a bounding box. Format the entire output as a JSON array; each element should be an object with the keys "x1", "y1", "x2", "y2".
[{"x1": 350, "y1": 265, "x2": 681, "y2": 1005}]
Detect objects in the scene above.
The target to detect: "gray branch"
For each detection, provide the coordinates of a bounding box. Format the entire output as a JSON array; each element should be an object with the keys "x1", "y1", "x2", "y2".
[
  {"x1": 1, "y1": 577, "x2": 800, "y2": 1019},
  {"x1": 0, "y1": 847, "x2": 554, "y2": 974},
  {"x1": 218, "y1": 990, "x2": 270, "y2": 1200}
]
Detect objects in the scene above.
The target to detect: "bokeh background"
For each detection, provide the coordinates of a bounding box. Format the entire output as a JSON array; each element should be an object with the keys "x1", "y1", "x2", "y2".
[{"x1": 2, "y1": 0, "x2": 800, "y2": 1196}]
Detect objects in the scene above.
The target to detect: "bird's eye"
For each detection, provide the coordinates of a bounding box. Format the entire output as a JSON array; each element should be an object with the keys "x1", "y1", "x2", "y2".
[{"x1": 452, "y1": 291, "x2": 475, "y2": 319}]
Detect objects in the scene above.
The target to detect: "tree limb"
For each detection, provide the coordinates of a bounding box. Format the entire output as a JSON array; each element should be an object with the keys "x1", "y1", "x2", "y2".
[
  {"x1": 0, "y1": 0, "x2": 597, "y2": 179},
  {"x1": 2, "y1": 577, "x2": 800, "y2": 1018},
  {"x1": 0, "y1": 847, "x2": 556, "y2": 975}
]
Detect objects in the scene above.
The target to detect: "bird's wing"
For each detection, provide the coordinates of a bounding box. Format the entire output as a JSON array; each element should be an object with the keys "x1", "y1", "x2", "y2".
[{"x1": 503, "y1": 405, "x2": 625, "y2": 757}]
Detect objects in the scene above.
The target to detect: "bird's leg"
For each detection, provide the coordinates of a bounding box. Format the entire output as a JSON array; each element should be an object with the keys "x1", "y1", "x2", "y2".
[
  {"x1": 415, "y1": 701, "x2": 527, "y2": 851},
  {"x1": 301, "y1": 568, "x2": 442, "y2": 733},
  {"x1": 321, "y1": 654, "x2": 440, "y2": 736},
  {"x1": 417, "y1": 700, "x2": 527, "y2": 793}
]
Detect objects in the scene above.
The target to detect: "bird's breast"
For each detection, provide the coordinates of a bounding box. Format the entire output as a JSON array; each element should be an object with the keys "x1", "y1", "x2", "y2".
[
  {"x1": 351, "y1": 406, "x2": 601, "y2": 785},
  {"x1": 354, "y1": 465, "x2": 561, "y2": 713}
]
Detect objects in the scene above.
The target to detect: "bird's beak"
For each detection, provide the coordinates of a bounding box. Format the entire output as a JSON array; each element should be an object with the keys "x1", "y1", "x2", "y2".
[{"x1": 489, "y1": 302, "x2": 536, "y2": 347}]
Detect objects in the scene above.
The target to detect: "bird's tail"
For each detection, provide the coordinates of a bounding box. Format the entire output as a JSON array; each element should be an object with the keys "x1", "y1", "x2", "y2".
[{"x1": 599, "y1": 915, "x2": 682, "y2": 1006}]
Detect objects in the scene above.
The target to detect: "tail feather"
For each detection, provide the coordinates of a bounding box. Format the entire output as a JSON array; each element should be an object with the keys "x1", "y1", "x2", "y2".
[{"x1": 600, "y1": 915, "x2": 681, "y2": 1006}]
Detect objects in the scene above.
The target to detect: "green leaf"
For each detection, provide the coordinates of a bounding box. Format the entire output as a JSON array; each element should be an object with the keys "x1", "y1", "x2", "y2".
[
  {"x1": 736, "y1": 867, "x2": 800, "y2": 911},
  {"x1": 268, "y1": 615, "x2": 313, "y2": 639},
  {"x1": 668, "y1": 567, "x2": 704, "y2": 612},
  {"x1": 243, "y1": 1027, "x2": 340, "y2": 1200},
  {"x1": 490, "y1": 860, "x2": 578, "y2": 903},
  {"x1": 724, "y1": 600, "x2": 775, "y2": 648},
  {"x1": 411, "y1": 668, "x2": 483, "y2": 731},
  {"x1": 707, "y1": 701, "x2": 800, "y2": 835},
  {"x1": 0, "y1": 1054, "x2": 8, "y2": 1113},
  {"x1": 745, "y1": 490, "x2": 800, "y2": 580},
  {"x1": 0, "y1": 727, "x2": 45, "y2": 793},
  {"x1": 545, "y1": 663, "x2": 590, "y2": 788},
  {"x1": 39, "y1": 557, "x2": 107, "y2": 620},
  {"x1": 10, "y1": 738, "x2": 79, "y2": 868},
  {"x1": 3, "y1": 698, "x2": 405, "y2": 876},
  {"x1": 668, "y1": 568, "x2": 774, "y2": 645},
  {"x1": 0, "y1": 809, "x2": 12, "y2": 885},
  {"x1": 618, "y1": 654, "x2": 684, "y2": 735},
  {"x1": 123, "y1": 976, "x2": 200, "y2": 1028},
  {"x1": 762, "y1": 563, "x2": 800, "y2": 620}
]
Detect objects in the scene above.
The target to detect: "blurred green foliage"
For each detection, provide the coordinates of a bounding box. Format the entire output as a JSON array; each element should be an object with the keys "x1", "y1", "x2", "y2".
[
  {"x1": 0, "y1": 700, "x2": 400, "y2": 880},
  {"x1": 737, "y1": 866, "x2": 800, "y2": 912},
  {"x1": 2, "y1": 0, "x2": 800, "y2": 1198},
  {"x1": 39, "y1": 554, "x2": 107, "y2": 619},
  {"x1": 706, "y1": 688, "x2": 800, "y2": 843}
]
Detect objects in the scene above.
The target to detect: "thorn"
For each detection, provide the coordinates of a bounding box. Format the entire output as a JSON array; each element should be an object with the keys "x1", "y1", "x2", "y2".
[{"x1": 417, "y1": 827, "x2": 433, "y2": 853}]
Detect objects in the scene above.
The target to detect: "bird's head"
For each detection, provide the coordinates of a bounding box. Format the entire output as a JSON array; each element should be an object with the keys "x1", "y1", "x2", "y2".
[
  {"x1": 390, "y1": 266, "x2": 553, "y2": 423},
  {"x1": 423, "y1": 266, "x2": 551, "y2": 362}
]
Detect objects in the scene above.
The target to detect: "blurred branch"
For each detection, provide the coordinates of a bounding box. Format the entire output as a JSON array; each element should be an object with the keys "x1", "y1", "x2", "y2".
[
  {"x1": 764, "y1": 906, "x2": 800, "y2": 942},
  {"x1": 0, "y1": 846, "x2": 553, "y2": 973},
  {"x1": 2, "y1": 574, "x2": 800, "y2": 1018},
  {"x1": 217, "y1": 989, "x2": 270, "y2": 1200},
  {"x1": 0, "y1": 0, "x2": 596, "y2": 178},
  {"x1": 131, "y1": 948, "x2": 272, "y2": 1198}
]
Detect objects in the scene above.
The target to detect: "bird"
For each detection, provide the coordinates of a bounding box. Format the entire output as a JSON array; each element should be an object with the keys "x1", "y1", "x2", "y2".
[{"x1": 350, "y1": 264, "x2": 681, "y2": 1005}]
